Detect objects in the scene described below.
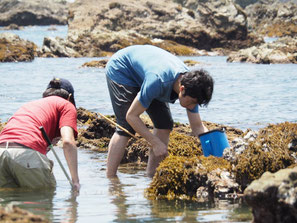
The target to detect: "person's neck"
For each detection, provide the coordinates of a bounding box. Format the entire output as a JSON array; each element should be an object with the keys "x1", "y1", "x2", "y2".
[{"x1": 173, "y1": 75, "x2": 182, "y2": 94}]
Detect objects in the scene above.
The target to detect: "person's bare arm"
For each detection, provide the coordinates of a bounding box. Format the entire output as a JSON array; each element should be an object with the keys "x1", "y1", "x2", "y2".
[
  {"x1": 187, "y1": 110, "x2": 208, "y2": 137},
  {"x1": 126, "y1": 98, "x2": 168, "y2": 157},
  {"x1": 60, "y1": 126, "x2": 80, "y2": 191}
]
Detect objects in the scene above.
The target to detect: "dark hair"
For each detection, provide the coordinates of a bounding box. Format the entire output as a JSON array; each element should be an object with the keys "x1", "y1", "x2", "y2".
[
  {"x1": 42, "y1": 78, "x2": 76, "y2": 107},
  {"x1": 180, "y1": 69, "x2": 214, "y2": 107}
]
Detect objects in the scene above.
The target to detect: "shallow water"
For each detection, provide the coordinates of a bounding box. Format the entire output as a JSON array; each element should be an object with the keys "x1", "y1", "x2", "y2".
[{"x1": 0, "y1": 25, "x2": 296, "y2": 222}]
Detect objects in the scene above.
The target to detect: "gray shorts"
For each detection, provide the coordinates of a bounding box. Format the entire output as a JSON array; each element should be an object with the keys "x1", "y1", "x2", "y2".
[{"x1": 106, "y1": 76, "x2": 173, "y2": 137}]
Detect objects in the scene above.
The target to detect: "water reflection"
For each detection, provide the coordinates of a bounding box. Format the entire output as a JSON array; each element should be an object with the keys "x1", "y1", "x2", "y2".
[
  {"x1": 60, "y1": 191, "x2": 79, "y2": 223},
  {"x1": 0, "y1": 188, "x2": 55, "y2": 219},
  {"x1": 108, "y1": 177, "x2": 128, "y2": 222}
]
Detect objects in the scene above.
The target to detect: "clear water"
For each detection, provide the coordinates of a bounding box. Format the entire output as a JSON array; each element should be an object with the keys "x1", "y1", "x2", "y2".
[{"x1": 1, "y1": 25, "x2": 296, "y2": 222}]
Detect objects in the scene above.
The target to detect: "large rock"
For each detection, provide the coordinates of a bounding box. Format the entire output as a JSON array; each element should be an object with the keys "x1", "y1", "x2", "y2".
[
  {"x1": 0, "y1": 33, "x2": 37, "y2": 62},
  {"x1": 58, "y1": 0, "x2": 261, "y2": 57},
  {"x1": 245, "y1": 0, "x2": 297, "y2": 37},
  {"x1": 244, "y1": 167, "x2": 297, "y2": 223},
  {"x1": 227, "y1": 36, "x2": 297, "y2": 64},
  {"x1": 0, "y1": 0, "x2": 68, "y2": 26}
]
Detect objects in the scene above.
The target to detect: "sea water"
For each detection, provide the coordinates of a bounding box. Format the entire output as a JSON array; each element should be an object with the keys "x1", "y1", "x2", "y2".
[{"x1": 0, "y1": 25, "x2": 296, "y2": 222}]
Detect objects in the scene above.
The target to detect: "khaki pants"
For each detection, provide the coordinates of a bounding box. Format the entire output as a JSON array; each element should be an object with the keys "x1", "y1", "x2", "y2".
[{"x1": 0, "y1": 147, "x2": 56, "y2": 189}]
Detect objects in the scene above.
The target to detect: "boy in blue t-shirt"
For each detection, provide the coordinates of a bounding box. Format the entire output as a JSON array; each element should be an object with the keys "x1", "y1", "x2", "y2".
[{"x1": 105, "y1": 45, "x2": 214, "y2": 177}]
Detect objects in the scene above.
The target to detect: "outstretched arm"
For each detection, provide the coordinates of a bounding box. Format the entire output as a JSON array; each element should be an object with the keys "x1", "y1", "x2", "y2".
[
  {"x1": 60, "y1": 126, "x2": 80, "y2": 191},
  {"x1": 126, "y1": 98, "x2": 168, "y2": 157},
  {"x1": 187, "y1": 110, "x2": 208, "y2": 137}
]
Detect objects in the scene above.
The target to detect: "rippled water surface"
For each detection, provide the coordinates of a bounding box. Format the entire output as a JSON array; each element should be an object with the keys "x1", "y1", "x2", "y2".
[{"x1": 0, "y1": 26, "x2": 296, "y2": 222}]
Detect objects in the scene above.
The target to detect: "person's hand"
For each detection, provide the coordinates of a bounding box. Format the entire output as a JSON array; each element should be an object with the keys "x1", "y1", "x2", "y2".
[
  {"x1": 151, "y1": 140, "x2": 168, "y2": 157},
  {"x1": 72, "y1": 182, "x2": 81, "y2": 192}
]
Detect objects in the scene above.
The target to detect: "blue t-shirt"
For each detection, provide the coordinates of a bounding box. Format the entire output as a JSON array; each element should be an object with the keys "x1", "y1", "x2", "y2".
[{"x1": 106, "y1": 45, "x2": 198, "y2": 113}]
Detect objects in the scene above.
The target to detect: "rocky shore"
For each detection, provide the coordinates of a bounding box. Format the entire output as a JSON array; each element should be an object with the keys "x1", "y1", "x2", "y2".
[
  {"x1": 1, "y1": 0, "x2": 296, "y2": 63},
  {"x1": 1, "y1": 108, "x2": 297, "y2": 221}
]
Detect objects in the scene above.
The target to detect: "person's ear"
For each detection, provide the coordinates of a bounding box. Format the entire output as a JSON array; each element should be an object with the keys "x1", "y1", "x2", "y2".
[
  {"x1": 179, "y1": 85, "x2": 185, "y2": 94},
  {"x1": 67, "y1": 93, "x2": 72, "y2": 101}
]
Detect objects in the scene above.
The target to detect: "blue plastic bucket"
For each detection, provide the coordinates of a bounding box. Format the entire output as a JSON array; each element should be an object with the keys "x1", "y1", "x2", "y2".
[{"x1": 198, "y1": 129, "x2": 230, "y2": 157}]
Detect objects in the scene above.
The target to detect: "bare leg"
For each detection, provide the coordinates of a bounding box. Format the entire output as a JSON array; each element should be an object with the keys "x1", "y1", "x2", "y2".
[
  {"x1": 147, "y1": 129, "x2": 171, "y2": 178},
  {"x1": 106, "y1": 133, "x2": 130, "y2": 177}
]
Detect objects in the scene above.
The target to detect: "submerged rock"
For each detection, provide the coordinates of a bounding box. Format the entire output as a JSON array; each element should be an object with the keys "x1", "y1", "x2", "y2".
[
  {"x1": 244, "y1": 166, "x2": 297, "y2": 223},
  {"x1": 0, "y1": 204, "x2": 49, "y2": 222},
  {"x1": 0, "y1": 33, "x2": 37, "y2": 62}
]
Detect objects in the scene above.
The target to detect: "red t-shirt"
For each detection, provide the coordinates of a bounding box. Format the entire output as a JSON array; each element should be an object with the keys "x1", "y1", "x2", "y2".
[{"x1": 0, "y1": 96, "x2": 78, "y2": 155}]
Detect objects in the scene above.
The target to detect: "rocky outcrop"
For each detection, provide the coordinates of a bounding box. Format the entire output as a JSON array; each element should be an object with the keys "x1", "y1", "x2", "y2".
[
  {"x1": 227, "y1": 36, "x2": 297, "y2": 64},
  {"x1": 245, "y1": 0, "x2": 297, "y2": 37},
  {"x1": 38, "y1": 36, "x2": 80, "y2": 58},
  {"x1": 244, "y1": 167, "x2": 297, "y2": 223},
  {"x1": 0, "y1": 33, "x2": 37, "y2": 62},
  {"x1": 76, "y1": 107, "x2": 297, "y2": 202},
  {"x1": 53, "y1": 0, "x2": 262, "y2": 57},
  {"x1": 0, "y1": 0, "x2": 68, "y2": 26}
]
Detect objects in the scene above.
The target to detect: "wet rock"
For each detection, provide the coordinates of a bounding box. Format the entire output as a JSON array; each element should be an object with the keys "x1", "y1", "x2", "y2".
[
  {"x1": 223, "y1": 129, "x2": 258, "y2": 162},
  {"x1": 0, "y1": 33, "x2": 37, "y2": 62},
  {"x1": 146, "y1": 155, "x2": 239, "y2": 201},
  {"x1": 234, "y1": 122, "x2": 297, "y2": 190},
  {"x1": 121, "y1": 138, "x2": 149, "y2": 164},
  {"x1": 0, "y1": 0, "x2": 68, "y2": 26},
  {"x1": 245, "y1": 0, "x2": 297, "y2": 37},
  {"x1": 0, "y1": 204, "x2": 49, "y2": 222},
  {"x1": 57, "y1": 0, "x2": 260, "y2": 57},
  {"x1": 81, "y1": 59, "x2": 109, "y2": 68},
  {"x1": 76, "y1": 107, "x2": 115, "y2": 151},
  {"x1": 0, "y1": 121, "x2": 4, "y2": 132},
  {"x1": 234, "y1": 0, "x2": 258, "y2": 9},
  {"x1": 0, "y1": 23, "x2": 23, "y2": 30},
  {"x1": 227, "y1": 36, "x2": 297, "y2": 64},
  {"x1": 38, "y1": 37, "x2": 80, "y2": 58},
  {"x1": 244, "y1": 167, "x2": 297, "y2": 223}
]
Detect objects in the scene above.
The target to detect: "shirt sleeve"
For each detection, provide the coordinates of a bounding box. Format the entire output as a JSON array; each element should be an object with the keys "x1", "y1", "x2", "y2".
[
  {"x1": 138, "y1": 74, "x2": 162, "y2": 109},
  {"x1": 187, "y1": 105, "x2": 199, "y2": 113},
  {"x1": 59, "y1": 102, "x2": 78, "y2": 138}
]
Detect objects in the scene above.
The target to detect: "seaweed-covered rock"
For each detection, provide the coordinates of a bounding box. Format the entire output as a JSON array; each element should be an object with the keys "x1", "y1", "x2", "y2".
[
  {"x1": 0, "y1": 33, "x2": 37, "y2": 62},
  {"x1": 121, "y1": 138, "x2": 149, "y2": 164},
  {"x1": 234, "y1": 122, "x2": 297, "y2": 189},
  {"x1": 81, "y1": 59, "x2": 109, "y2": 68},
  {"x1": 245, "y1": 0, "x2": 297, "y2": 37},
  {"x1": 223, "y1": 129, "x2": 258, "y2": 162},
  {"x1": 77, "y1": 107, "x2": 98, "y2": 125},
  {"x1": 146, "y1": 155, "x2": 238, "y2": 201},
  {"x1": 244, "y1": 166, "x2": 297, "y2": 223},
  {"x1": 0, "y1": 121, "x2": 4, "y2": 132},
  {"x1": 76, "y1": 107, "x2": 116, "y2": 151}
]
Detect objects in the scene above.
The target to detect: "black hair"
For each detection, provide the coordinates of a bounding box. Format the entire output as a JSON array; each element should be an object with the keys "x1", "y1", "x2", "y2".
[
  {"x1": 180, "y1": 69, "x2": 214, "y2": 107},
  {"x1": 42, "y1": 78, "x2": 76, "y2": 106}
]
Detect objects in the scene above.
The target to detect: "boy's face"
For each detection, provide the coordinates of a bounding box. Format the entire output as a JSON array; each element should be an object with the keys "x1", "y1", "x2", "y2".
[{"x1": 178, "y1": 85, "x2": 198, "y2": 110}]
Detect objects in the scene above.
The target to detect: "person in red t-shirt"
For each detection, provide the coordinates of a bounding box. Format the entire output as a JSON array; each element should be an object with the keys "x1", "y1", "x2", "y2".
[{"x1": 0, "y1": 78, "x2": 80, "y2": 191}]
